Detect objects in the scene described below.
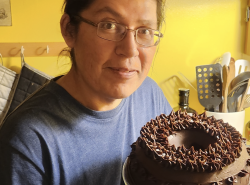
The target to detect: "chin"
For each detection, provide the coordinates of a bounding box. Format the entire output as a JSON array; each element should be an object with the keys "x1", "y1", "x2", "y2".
[
  {"x1": 110, "y1": 91, "x2": 133, "y2": 99},
  {"x1": 103, "y1": 79, "x2": 145, "y2": 100},
  {"x1": 108, "y1": 85, "x2": 138, "y2": 99}
]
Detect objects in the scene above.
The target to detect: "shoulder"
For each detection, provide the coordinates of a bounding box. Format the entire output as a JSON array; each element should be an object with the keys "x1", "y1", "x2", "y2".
[
  {"x1": 130, "y1": 77, "x2": 172, "y2": 115},
  {"x1": 0, "y1": 107, "x2": 52, "y2": 181},
  {"x1": 135, "y1": 77, "x2": 166, "y2": 98},
  {"x1": 140, "y1": 76, "x2": 159, "y2": 88},
  {"x1": 135, "y1": 76, "x2": 163, "y2": 95},
  {"x1": 0, "y1": 106, "x2": 51, "y2": 146},
  {"x1": 4, "y1": 80, "x2": 68, "y2": 123},
  {"x1": 0, "y1": 91, "x2": 58, "y2": 162},
  {"x1": 0, "y1": 83, "x2": 59, "y2": 144}
]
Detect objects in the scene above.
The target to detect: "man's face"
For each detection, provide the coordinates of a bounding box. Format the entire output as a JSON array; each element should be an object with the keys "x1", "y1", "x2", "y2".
[{"x1": 70, "y1": 0, "x2": 157, "y2": 101}]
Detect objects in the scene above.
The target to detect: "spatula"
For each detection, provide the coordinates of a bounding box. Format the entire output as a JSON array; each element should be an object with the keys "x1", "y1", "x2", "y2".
[
  {"x1": 196, "y1": 63, "x2": 222, "y2": 111},
  {"x1": 242, "y1": 94, "x2": 250, "y2": 109},
  {"x1": 238, "y1": 79, "x2": 250, "y2": 111},
  {"x1": 229, "y1": 71, "x2": 250, "y2": 91},
  {"x1": 227, "y1": 82, "x2": 248, "y2": 112},
  {"x1": 234, "y1": 60, "x2": 250, "y2": 96},
  {"x1": 235, "y1": 59, "x2": 250, "y2": 76}
]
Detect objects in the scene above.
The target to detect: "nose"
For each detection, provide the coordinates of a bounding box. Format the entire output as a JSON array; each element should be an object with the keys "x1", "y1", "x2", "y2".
[{"x1": 115, "y1": 30, "x2": 139, "y2": 58}]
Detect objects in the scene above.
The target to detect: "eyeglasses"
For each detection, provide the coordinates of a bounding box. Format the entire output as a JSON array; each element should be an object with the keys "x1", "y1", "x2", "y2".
[{"x1": 73, "y1": 15, "x2": 163, "y2": 47}]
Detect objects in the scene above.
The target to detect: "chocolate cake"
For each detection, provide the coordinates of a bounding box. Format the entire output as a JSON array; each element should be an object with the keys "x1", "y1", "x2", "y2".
[{"x1": 124, "y1": 110, "x2": 250, "y2": 185}]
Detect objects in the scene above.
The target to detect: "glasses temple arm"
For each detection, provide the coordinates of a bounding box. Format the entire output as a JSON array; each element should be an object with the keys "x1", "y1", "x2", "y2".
[{"x1": 73, "y1": 16, "x2": 98, "y2": 27}]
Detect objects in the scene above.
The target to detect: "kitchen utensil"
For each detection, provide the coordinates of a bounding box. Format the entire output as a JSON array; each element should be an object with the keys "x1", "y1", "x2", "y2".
[
  {"x1": 196, "y1": 63, "x2": 222, "y2": 111},
  {"x1": 228, "y1": 81, "x2": 248, "y2": 97},
  {"x1": 217, "y1": 57, "x2": 235, "y2": 112},
  {"x1": 243, "y1": 94, "x2": 250, "y2": 109},
  {"x1": 238, "y1": 79, "x2": 250, "y2": 111},
  {"x1": 222, "y1": 65, "x2": 229, "y2": 112},
  {"x1": 226, "y1": 58, "x2": 236, "y2": 108},
  {"x1": 228, "y1": 57, "x2": 235, "y2": 83},
  {"x1": 235, "y1": 59, "x2": 250, "y2": 76},
  {"x1": 215, "y1": 52, "x2": 231, "y2": 66},
  {"x1": 234, "y1": 60, "x2": 250, "y2": 97},
  {"x1": 227, "y1": 82, "x2": 248, "y2": 112},
  {"x1": 229, "y1": 71, "x2": 250, "y2": 92}
]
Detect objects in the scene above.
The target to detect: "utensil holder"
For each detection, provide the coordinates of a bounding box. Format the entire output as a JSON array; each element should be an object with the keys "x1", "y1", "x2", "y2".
[{"x1": 206, "y1": 110, "x2": 245, "y2": 135}]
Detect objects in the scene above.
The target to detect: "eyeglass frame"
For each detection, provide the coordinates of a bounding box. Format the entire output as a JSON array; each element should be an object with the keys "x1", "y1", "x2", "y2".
[{"x1": 72, "y1": 15, "x2": 163, "y2": 47}]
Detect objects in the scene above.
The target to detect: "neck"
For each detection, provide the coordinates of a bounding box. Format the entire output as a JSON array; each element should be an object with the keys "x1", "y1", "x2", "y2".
[{"x1": 56, "y1": 70, "x2": 122, "y2": 111}]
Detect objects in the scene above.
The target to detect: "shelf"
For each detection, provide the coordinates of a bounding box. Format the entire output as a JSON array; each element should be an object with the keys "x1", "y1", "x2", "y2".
[{"x1": 0, "y1": 42, "x2": 67, "y2": 57}]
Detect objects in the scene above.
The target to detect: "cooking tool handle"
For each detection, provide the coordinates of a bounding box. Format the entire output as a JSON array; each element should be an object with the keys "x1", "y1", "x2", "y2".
[
  {"x1": 228, "y1": 57, "x2": 235, "y2": 91},
  {"x1": 222, "y1": 65, "x2": 228, "y2": 112}
]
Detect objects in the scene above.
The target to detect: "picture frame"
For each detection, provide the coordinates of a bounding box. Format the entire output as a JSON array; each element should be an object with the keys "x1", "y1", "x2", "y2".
[{"x1": 0, "y1": 0, "x2": 12, "y2": 26}]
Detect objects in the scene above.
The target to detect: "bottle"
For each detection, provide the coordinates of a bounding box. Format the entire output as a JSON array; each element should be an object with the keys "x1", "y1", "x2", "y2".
[{"x1": 173, "y1": 88, "x2": 196, "y2": 115}]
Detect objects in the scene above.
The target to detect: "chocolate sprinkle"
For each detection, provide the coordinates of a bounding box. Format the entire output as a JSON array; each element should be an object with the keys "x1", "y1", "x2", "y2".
[
  {"x1": 226, "y1": 176, "x2": 237, "y2": 185},
  {"x1": 247, "y1": 147, "x2": 250, "y2": 155},
  {"x1": 238, "y1": 169, "x2": 249, "y2": 177},
  {"x1": 138, "y1": 110, "x2": 243, "y2": 173},
  {"x1": 210, "y1": 182, "x2": 223, "y2": 185},
  {"x1": 247, "y1": 159, "x2": 250, "y2": 166}
]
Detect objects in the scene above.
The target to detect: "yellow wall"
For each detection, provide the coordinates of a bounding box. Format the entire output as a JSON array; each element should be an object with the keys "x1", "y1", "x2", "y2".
[
  {"x1": 0, "y1": 0, "x2": 250, "y2": 137},
  {"x1": 150, "y1": 0, "x2": 246, "y2": 108},
  {"x1": 148, "y1": 0, "x2": 250, "y2": 138},
  {"x1": 1, "y1": 0, "x2": 68, "y2": 76}
]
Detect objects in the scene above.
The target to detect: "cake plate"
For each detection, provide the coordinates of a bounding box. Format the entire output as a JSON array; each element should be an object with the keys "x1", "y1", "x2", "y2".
[{"x1": 122, "y1": 157, "x2": 132, "y2": 185}]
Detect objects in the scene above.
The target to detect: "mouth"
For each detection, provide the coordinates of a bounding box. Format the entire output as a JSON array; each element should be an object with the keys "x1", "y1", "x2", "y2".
[
  {"x1": 112, "y1": 67, "x2": 137, "y2": 72},
  {"x1": 108, "y1": 67, "x2": 138, "y2": 78}
]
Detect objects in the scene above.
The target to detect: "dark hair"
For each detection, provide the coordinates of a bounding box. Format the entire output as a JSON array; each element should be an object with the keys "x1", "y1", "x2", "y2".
[{"x1": 60, "y1": 0, "x2": 166, "y2": 67}]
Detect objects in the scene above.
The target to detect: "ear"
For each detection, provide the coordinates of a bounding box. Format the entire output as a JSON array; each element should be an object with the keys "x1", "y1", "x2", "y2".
[{"x1": 60, "y1": 14, "x2": 75, "y2": 48}]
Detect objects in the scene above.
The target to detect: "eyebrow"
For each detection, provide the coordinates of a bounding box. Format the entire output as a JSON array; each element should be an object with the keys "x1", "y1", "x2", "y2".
[
  {"x1": 138, "y1": 20, "x2": 156, "y2": 27},
  {"x1": 95, "y1": 6, "x2": 157, "y2": 28},
  {"x1": 95, "y1": 7, "x2": 124, "y2": 19}
]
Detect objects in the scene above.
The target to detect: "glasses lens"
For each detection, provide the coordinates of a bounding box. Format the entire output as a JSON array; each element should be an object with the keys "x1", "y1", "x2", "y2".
[
  {"x1": 136, "y1": 28, "x2": 161, "y2": 47},
  {"x1": 97, "y1": 22, "x2": 126, "y2": 41}
]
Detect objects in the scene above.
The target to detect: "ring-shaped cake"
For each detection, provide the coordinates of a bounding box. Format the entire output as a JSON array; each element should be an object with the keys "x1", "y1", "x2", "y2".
[{"x1": 125, "y1": 110, "x2": 250, "y2": 185}]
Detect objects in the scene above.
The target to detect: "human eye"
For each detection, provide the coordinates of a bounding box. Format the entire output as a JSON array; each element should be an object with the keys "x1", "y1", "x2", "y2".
[
  {"x1": 137, "y1": 28, "x2": 153, "y2": 36},
  {"x1": 99, "y1": 22, "x2": 117, "y2": 30}
]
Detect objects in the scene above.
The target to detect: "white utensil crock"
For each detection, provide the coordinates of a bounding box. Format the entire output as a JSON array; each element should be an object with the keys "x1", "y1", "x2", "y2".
[{"x1": 206, "y1": 110, "x2": 245, "y2": 135}]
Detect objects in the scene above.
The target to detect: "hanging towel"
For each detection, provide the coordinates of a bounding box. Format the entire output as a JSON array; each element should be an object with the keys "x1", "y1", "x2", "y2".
[
  {"x1": 7, "y1": 61, "x2": 53, "y2": 116},
  {"x1": 0, "y1": 65, "x2": 17, "y2": 126}
]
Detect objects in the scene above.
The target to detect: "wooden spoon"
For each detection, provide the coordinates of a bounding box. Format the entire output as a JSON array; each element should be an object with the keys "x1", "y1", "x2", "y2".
[
  {"x1": 219, "y1": 57, "x2": 235, "y2": 112},
  {"x1": 222, "y1": 65, "x2": 229, "y2": 112},
  {"x1": 228, "y1": 57, "x2": 235, "y2": 91}
]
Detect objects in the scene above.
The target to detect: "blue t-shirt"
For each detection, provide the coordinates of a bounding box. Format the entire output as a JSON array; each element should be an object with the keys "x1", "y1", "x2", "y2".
[{"x1": 0, "y1": 77, "x2": 172, "y2": 185}]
